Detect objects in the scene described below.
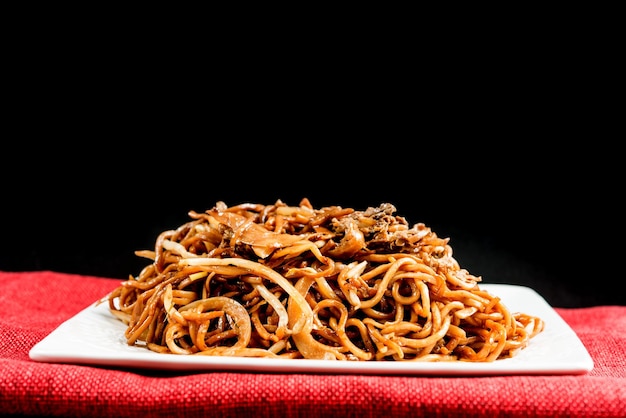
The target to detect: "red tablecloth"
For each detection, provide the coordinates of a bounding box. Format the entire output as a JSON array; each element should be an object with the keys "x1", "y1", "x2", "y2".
[{"x1": 1, "y1": 271, "x2": 624, "y2": 418}]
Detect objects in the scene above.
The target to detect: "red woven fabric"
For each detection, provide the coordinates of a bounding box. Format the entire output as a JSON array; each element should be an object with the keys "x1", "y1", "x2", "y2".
[{"x1": 1, "y1": 271, "x2": 624, "y2": 418}]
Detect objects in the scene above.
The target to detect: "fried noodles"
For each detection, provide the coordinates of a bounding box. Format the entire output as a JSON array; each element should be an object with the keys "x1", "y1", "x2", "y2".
[{"x1": 105, "y1": 198, "x2": 544, "y2": 361}]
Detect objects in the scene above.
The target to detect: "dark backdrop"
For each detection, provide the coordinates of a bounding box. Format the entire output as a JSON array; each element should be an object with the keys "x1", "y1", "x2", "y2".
[
  {"x1": 2, "y1": 143, "x2": 623, "y2": 308},
  {"x1": 3, "y1": 20, "x2": 623, "y2": 309}
]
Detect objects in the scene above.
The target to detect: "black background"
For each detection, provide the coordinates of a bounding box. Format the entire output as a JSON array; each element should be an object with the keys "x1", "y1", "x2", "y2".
[
  {"x1": 2, "y1": 35, "x2": 623, "y2": 309},
  {"x1": 3, "y1": 8, "x2": 623, "y2": 309},
  {"x1": 2, "y1": 139, "x2": 623, "y2": 308}
]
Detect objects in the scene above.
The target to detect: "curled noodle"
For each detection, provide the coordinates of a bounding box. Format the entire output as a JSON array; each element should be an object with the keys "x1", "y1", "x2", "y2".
[{"x1": 106, "y1": 198, "x2": 544, "y2": 362}]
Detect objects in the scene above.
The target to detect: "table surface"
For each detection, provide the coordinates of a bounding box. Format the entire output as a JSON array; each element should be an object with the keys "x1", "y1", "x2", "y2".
[{"x1": 1, "y1": 270, "x2": 625, "y2": 418}]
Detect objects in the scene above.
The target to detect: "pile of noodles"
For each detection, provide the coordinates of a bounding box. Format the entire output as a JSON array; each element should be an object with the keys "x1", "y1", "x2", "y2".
[{"x1": 105, "y1": 198, "x2": 544, "y2": 362}]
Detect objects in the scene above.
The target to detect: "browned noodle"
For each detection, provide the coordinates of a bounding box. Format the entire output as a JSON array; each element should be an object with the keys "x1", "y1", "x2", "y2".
[{"x1": 105, "y1": 198, "x2": 544, "y2": 361}]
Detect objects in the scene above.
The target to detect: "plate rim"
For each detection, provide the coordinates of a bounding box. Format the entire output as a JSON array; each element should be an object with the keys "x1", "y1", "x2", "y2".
[{"x1": 29, "y1": 283, "x2": 594, "y2": 376}]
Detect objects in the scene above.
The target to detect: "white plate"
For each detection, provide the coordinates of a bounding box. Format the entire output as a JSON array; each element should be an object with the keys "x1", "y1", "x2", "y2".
[{"x1": 29, "y1": 284, "x2": 593, "y2": 376}]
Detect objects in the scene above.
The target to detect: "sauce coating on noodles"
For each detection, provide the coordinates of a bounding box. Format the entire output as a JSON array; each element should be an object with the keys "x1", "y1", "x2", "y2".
[{"x1": 106, "y1": 198, "x2": 544, "y2": 361}]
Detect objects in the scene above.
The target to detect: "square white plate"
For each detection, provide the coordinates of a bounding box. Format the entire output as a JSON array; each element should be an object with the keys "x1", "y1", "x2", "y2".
[{"x1": 29, "y1": 284, "x2": 593, "y2": 375}]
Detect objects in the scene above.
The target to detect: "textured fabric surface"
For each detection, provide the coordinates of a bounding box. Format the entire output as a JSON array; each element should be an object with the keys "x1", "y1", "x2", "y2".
[{"x1": 1, "y1": 271, "x2": 624, "y2": 418}]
